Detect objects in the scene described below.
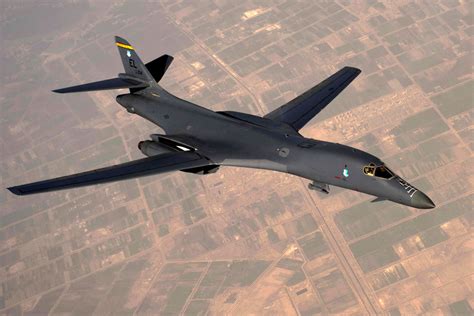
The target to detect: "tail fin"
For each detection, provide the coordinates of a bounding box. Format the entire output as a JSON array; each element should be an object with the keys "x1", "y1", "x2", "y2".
[
  {"x1": 115, "y1": 36, "x2": 154, "y2": 82},
  {"x1": 53, "y1": 36, "x2": 173, "y2": 94},
  {"x1": 145, "y1": 54, "x2": 174, "y2": 82}
]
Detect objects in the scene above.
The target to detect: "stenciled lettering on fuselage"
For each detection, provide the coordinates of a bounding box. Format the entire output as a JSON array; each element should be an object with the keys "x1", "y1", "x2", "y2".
[
  {"x1": 397, "y1": 178, "x2": 417, "y2": 197},
  {"x1": 128, "y1": 58, "x2": 143, "y2": 75}
]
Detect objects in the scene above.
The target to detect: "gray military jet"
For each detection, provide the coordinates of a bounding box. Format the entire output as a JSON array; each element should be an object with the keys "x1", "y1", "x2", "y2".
[{"x1": 8, "y1": 36, "x2": 435, "y2": 209}]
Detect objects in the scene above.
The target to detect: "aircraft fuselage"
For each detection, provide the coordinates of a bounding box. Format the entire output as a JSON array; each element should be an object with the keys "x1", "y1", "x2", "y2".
[
  {"x1": 116, "y1": 87, "x2": 434, "y2": 209},
  {"x1": 7, "y1": 36, "x2": 435, "y2": 209}
]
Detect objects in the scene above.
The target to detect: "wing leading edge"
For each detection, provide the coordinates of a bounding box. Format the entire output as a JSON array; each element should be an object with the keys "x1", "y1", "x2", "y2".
[
  {"x1": 8, "y1": 152, "x2": 210, "y2": 196},
  {"x1": 52, "y1": 77, "x2": 148, "y2": 94},
  {"x1": 264, "y1": 67, "x2": 361, "y2": 131}
]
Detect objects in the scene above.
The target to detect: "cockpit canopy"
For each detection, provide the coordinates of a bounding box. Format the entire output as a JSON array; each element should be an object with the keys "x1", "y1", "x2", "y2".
[{"x1": 363, "y1": 163, "x2": 394, "y2": 179}]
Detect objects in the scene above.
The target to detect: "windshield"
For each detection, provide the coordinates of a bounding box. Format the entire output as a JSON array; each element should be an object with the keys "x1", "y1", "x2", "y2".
[{"x1": 363, "y1": 163, "x2": 394, "y2": 179}]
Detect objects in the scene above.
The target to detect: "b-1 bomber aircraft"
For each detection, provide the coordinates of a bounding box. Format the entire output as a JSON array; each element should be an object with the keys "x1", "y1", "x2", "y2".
[{"x1": 8, "y1": 36, "x2": 435, "y2": 209}]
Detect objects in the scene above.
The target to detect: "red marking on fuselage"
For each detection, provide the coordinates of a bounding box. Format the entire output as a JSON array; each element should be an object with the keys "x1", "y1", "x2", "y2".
[{"x1": 335, "y1": 176, "x2": 342, "y2": 179}]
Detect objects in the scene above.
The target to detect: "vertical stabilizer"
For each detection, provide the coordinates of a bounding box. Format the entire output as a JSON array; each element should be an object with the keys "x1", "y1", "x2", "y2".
[
  {"x1": 115, "y1": 36, "x2": 154, "y2": 82},
  {"x1": 145, "y1": 54, "x2": 174, "y2": 83}
]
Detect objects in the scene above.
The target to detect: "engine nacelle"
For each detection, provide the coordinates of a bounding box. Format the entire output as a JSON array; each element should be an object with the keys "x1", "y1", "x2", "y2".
[
  {"x1": 181, "y1": 165, "x2": 220, "y2": 175},
  {"x1": 138, "y1": 140, "x2": 176, "y2": 157},
  {"x1": 308, "y1": 180, "x2": 330, "y2": 194},
  {"x1": 138, "y1": 139, "x2": 220, "y2": 175},
  {"x1": 150, "y1": 134, "x2": 195, "y2": 151}
]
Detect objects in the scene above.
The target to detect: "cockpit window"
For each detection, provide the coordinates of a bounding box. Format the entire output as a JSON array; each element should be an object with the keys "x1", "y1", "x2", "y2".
[
  {"x1": 374, "y1": 166, "x2": 393, "y2": 179},
  {"x1": 363, "y1": 163, "x2": 376, "y2": 176},
  {"x1": 363, "y1": 163, "x2": 394, "y2": 179}
]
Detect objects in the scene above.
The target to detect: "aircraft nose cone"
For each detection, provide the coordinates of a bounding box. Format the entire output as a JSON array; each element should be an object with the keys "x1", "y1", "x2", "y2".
[{"x1": 411, "y1": 191, "x2": 435, "y2": 209}]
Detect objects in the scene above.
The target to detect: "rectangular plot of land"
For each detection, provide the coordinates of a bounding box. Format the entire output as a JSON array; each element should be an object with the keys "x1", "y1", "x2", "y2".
[
  {"x1": 416, "y1": 133, "x2": 460, "y2": 158},
  {"x1": 370, "y1": 263, "x2": 409, "y2": 291},
  {"x1": 162, "y1": 285, "x2": 194, "y2": 315},
  {"x1": 431, "y1": 80, "x2": 473, "y2": 118},
  {"x1": 193, "y1": 285, "x2": 220, "y2": 299},
  {"x1": 357, "y1": 247, "x2": 400, "y2": 273},
  {"x1": 419, "y1": 226, "x2": 448, "y2": 248},
  {"x1": 218, "y1": 31, "x2": 276, "y2": 64},
  {"x1": 184, "y1": 300, "x2": 209, "y2": 316},
  {"x1": 350, "y1": 195, "x2": 471, "y2": 258},
  {"x1": 51, "y1": 264, "x2": 123, "y2": 316},
  {"x1": 277, "y1": 258, "x2": 304, "y2": 271},
  {"x1": 199, "y1": 261, "x2": 230, "y2": 286},
  {"x1": 391, "y1": 108, "x2": 449, "y2": 148},
  {"x1": 286, "y1": 269, "x2": 306, "y2": 287},
  {"x1": 159, "y1": 262, "x2": 208, "y2": 282},
  {"x1": 385, "y1": 133, "x2": 461, "y2": 172},
  {"x1": 24, "y1": 287, "x2": 65, "y2": 316},
  {"x1": 221, "y1": 260, "x2": 271, "y2": 287},
  {"x1": 298, "y1": 231, "x2": 329, "y2": 260},
  {"x1": 312, "y1": 269, "x2": 357, "y2": 313},
  {"x1": 195, "y1": 259, "x2": 271, "y2": 299},
  {"x1": 449, "y1": 299, "x2": 473, "y2": 316},
  {"x1": 163, "y1": 222, "x2": 225, "y2": 259},
  {"x1": 283, "y1": 213, "x2": 318, "y2": 238},
  {"x1": 137, "y1": 262, "x2": 207, "y2": 315},
  {"x1": 93, "y1": 256, "x2": 161, "y2": 316},
  {"x1": 335, "y1": 202, "x2": 411, "y2": 241}
]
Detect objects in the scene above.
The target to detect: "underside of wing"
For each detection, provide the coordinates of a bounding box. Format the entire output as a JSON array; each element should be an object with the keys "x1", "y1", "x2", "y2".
[
  {"x1": 8, "y1": 152, "x2": 210, "y2": 195},
  {"x1": 264, "y1": 67, "x2": 361, "y2": 131}
]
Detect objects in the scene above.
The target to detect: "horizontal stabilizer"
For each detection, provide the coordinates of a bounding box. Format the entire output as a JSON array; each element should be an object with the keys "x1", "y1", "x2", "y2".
[
  {"x1": 53, "y1": 77, "x2": 148, "y2": 94},
  {"x1": 146, "y1": 54, "x2": 174, "y2": 83},
  {"x1": 7, "y1": 152, "x2": 210, "y2": 195}
]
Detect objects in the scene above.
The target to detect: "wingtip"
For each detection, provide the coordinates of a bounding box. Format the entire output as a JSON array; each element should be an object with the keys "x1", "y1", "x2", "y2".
[
  {"x1": 7, "y1": 186, "x2": 24, "y2": 196},
  {"x1": 344, "y1": 66, "x2": 362, "y2": 74}
]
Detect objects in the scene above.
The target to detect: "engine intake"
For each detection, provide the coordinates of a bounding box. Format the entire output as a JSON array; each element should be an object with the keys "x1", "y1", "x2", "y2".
[{"x1": 138, "y1": 140, "x2": 176, "y2": 157}]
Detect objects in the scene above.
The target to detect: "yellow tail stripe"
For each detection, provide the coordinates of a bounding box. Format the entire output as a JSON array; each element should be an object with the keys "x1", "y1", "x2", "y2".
[{"x1": 116, "y1": 42, "x2": 134, "y2": 50}]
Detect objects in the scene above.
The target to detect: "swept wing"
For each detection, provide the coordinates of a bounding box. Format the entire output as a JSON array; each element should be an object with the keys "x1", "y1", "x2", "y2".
[
  {"x1": 264, "y1": 67, "x2": 361, "y2": 131},
  {"x1": 8, "y1": 152, "x2": 210, "y2": 195}
]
